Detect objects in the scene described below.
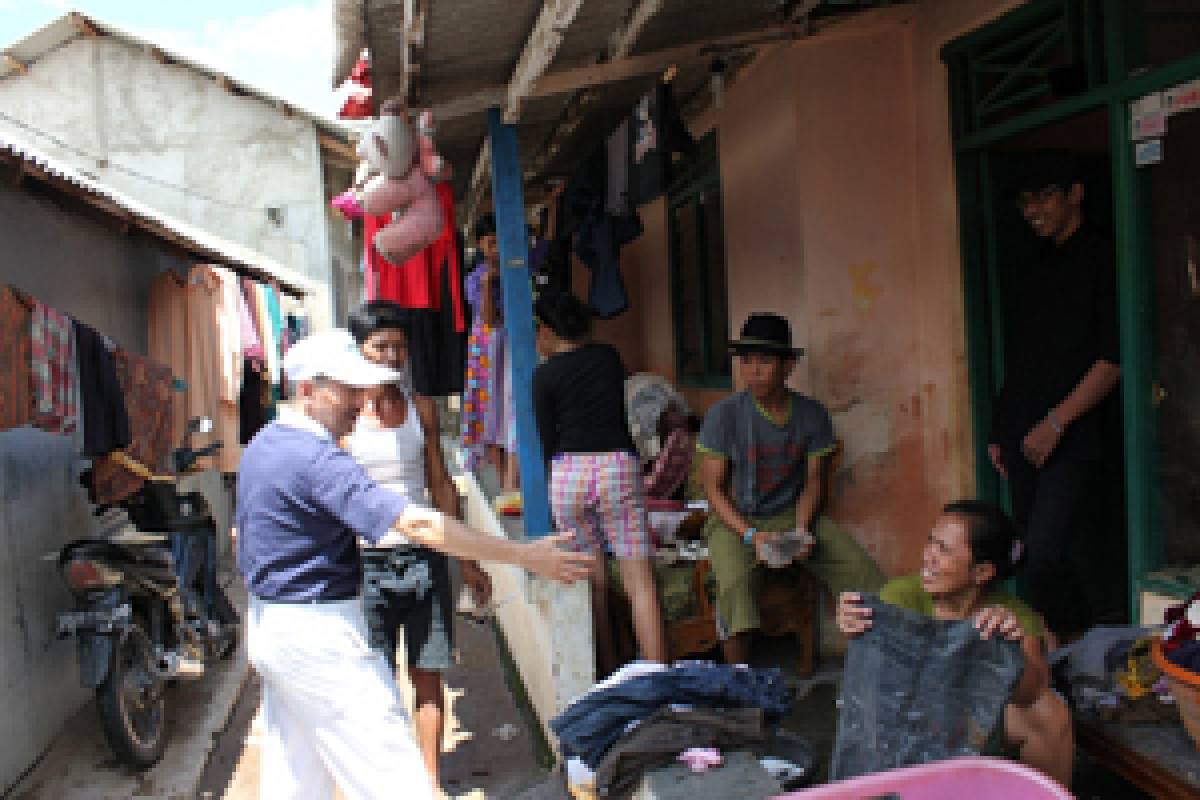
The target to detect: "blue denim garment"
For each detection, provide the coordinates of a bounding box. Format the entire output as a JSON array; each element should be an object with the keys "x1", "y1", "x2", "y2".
[
  {"x1": 830, "y1": 595, "x2": 1024, "y2": 780},
  {"x1": 550, "y1": 662, "x2": 793, "y2": 768}
]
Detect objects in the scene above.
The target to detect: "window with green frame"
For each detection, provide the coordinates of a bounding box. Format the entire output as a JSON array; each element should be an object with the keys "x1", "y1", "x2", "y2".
[{"x1": 667, "y1": 133, "x2": 731, "y2": 389}]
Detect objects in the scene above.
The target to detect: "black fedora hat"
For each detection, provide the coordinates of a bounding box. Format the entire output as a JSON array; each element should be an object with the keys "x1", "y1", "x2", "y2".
[{"x1": 729, "y1": 313, "x2": 804, "y2": 356}]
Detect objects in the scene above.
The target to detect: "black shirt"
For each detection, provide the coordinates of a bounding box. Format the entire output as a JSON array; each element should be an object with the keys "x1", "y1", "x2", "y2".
[
  {"x1": 992, "y1": 225, "x2": 1119, "y2": 461},
  {"x1": 532, "y1": 342, "x2": 637, "y2": 461}
]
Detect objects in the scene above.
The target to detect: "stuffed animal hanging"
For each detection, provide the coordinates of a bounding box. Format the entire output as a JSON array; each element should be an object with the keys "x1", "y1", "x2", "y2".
[{"x1": 350, "y1": 101, "x2": 450, "y2": 265}]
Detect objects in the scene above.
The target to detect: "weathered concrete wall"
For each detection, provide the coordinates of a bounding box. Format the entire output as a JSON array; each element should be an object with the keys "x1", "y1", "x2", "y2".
[
  {"x1": 456, "y1": 470, "x2": 593, "y2": 748},
  {"x1": 0, "y1": 35, "x2": 334, "y2": 327},
  {"x1": 0, "y1": 181, "x2": 186, "y2": 793}
]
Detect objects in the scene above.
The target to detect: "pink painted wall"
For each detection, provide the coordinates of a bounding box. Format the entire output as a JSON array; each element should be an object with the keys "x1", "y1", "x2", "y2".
[{"x1": 615, "y1": 1, "x2": 1030, "y2": 577}]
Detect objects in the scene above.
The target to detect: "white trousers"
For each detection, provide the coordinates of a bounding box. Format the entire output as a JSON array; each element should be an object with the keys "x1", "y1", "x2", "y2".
[{"x1": 247, "y1": 595, "x2": 434, "y2": 800}]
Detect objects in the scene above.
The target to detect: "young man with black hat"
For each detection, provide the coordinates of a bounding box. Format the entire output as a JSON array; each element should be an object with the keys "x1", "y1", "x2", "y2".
[
  {"x1": 698, "y1": 313, "x2": 883, "y2": 665},
  {"x1": 989, "y1": 156, "x2": 1121, "y2": 644}
]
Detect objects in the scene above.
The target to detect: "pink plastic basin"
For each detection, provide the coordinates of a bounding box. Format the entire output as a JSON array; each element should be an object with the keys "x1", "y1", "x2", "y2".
[{"x1": 775, "y1": 757, "x2": 1073, "y2": 800}]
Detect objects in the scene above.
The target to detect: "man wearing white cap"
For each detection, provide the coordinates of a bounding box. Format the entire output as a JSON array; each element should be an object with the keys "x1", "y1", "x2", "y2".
[{"x1": 236, "y1": 329, "x2": 592, "y2": 800}]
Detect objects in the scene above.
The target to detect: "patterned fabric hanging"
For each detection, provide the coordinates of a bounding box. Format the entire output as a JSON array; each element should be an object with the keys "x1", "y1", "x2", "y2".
[{"x1": 30, "y1": 299, "x2": 78, "y2": 434}]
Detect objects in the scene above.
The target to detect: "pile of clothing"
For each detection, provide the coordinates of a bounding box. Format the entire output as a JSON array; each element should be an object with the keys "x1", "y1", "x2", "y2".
[
  {"x1": 542, "y1": 661, "x2": 797, "y2": 799},
  {"x1": 1049, "y1": 625, "x2": 1175, "y2": 723},
  {"x1": 1163, "y1": 591, "x2": 1200, "y2": 673}
]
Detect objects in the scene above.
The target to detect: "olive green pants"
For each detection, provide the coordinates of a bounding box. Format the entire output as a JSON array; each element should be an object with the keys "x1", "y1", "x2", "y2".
[{"x1": 704, "y1": 509, "x2": 884, "y2": 639}]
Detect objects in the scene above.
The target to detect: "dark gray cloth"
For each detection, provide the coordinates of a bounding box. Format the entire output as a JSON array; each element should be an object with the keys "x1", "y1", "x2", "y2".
[
  {"x1": 607, "y1": 118, "x2": 631, "y2": 217},
  {"x1": 697, "y1": 390, "x2": 836, "y2": 517},
  {"x1": 560, "y1": 145, "x2": 637, "y2": 319},
  {"x1": 831, "y1": 595, "x2": 1025, "y2": 781},
  {"x1": 629, "y1": 82, "x2": 695, "y2": 208},
  {"x1": 362, "y1": 546, "x2": 454, "y2": 672},
  {"x1": 595, "y1": 706, "x2": 765, "y2": 798},
  {"x1": 1008, "y1": 451, "x2": 1095, "y2": 634},
  {"x1": 73, "y1": 319, "x2": 130, "y2": 458}
]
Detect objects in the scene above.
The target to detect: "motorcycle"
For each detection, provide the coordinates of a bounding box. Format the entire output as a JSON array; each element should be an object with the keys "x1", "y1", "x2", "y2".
[{"x1": 52, "y1": 417, "x2": 239, "y2": 767}]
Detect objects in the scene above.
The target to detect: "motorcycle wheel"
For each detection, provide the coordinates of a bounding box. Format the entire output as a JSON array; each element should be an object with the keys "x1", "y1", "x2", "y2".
[{"x1": 96, "y1": 616, "x2": 168, "y2": 768}]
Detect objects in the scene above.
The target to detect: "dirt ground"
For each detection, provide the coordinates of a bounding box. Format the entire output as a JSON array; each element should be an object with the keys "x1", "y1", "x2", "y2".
[{"x1": 196, "y1": 615, "x2": 550, "y2": 799}]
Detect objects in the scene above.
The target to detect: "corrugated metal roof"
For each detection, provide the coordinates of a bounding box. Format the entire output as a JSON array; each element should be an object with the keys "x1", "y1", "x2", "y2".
[
  {"x1": 0, "y1": 130, "x2": 316, "y2": 296},
  {"x1": 0, "y1": 11, "x2": 354, "y2": 144},
  {"x1": 363, "y1": 0, "x2": 906, "y2": 205}
]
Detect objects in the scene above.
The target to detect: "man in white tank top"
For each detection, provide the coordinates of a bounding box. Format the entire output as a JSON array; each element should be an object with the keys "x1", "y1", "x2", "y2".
[{"x1": 348, "y1": 302, "x2": 491, "y2": 791}]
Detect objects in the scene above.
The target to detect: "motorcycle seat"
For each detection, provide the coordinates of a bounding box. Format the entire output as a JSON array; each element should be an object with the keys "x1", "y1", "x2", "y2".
[{"x1": 136, "y1": 547, "x2": 176, "y2": 569}]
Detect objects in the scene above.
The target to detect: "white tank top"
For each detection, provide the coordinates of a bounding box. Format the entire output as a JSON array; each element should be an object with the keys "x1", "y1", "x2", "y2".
[{"x1": 345, "y1": 397, "x2": 428, "y2": 504}]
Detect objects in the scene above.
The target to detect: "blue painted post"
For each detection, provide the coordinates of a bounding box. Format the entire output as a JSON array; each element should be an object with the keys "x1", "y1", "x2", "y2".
[{"x1": 486, "y1": 108, "x2": 552, "y2": 538}]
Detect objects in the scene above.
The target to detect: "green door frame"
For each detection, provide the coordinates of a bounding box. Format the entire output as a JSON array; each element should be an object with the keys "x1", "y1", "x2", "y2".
[{"x1": 946, "y1": 0, "x2": 1200, "y2": 619}]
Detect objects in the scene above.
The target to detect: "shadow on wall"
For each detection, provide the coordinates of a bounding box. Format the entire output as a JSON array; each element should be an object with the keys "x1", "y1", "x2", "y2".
[{"x1": 0, "y1": 427, "x2": 95, "y2": 794}]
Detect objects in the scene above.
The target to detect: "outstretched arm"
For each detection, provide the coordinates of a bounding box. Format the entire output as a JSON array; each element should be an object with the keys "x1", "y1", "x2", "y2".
[
  {"x1": 414, "y1": 395, "x2": 491, "y2": 601},
  {"x1": 381, "y1": 507, "x2": 592, "y2": 585}
]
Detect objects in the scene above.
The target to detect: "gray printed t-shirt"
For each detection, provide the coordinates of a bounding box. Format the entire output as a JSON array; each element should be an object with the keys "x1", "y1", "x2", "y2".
[{"x1": 698, "y1": 391, "x2": 836, "y2": 517}]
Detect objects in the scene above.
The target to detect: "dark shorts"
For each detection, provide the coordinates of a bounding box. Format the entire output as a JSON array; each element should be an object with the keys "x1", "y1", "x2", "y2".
[{"x1": 362, "y1": 547, "x2": 455, "y2": 673}]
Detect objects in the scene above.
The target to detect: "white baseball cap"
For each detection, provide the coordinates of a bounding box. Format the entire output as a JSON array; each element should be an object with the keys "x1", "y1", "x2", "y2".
[{"x1": 283, "y1": 329, "x2": 402, "y2": 388}]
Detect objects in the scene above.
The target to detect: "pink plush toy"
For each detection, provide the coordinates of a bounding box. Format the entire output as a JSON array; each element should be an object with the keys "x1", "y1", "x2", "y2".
[{"x1": 357, "y1": 101, "x2": 450, "y2": 264}]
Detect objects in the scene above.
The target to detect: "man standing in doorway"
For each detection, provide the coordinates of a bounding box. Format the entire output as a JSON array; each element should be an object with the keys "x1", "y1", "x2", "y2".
[
  {"x1": 989, "y1": 156, "x2": 1121, "y2": 645},
  {"x1": 237, "y1": 329, "x2": 591, "y2": 799}
]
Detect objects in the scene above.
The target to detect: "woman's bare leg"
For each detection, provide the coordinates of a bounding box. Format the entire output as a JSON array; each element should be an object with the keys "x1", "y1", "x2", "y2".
[
  {"x1": 1005, "y1": 689, "x2": 1074, "y2": 789},
  {"x1": 617, "y1": 557, "x2": 667, "y2": 663},
  {"x1": 503, "y1": 450, "x2": 520, "y2": 493},
  {"x1": 590, "y1": 555, "x2": 618, "y2": 677}
]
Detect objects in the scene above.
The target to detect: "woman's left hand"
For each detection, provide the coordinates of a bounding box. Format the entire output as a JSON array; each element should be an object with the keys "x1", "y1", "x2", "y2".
[{"x1": 973, "y1": 606, "x2": 1025, "y2": 642}]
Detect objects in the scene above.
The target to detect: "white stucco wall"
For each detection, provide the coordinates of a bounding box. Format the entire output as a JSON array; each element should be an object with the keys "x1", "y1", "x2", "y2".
[{"x1": 0, "y1": 35, "x2": 334, "y2": 326}]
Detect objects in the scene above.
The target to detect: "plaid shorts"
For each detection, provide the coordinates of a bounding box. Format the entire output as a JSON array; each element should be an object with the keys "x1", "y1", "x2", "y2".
[{"x1": 549, "y1": 451, "x2": 652, "y2": 558}]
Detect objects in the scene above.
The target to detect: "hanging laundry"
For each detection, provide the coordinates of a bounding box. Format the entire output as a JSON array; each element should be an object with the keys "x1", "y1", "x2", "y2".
[
  {"x1": 606, "y1": 118, "x2": 631, "y2": 217},
  {"x1": 238, "y1": 279, "x2": 264, "y2": 361},
  {"x1": 262, "y1": 283, "x2": 286, "y2": 413},
  {"x1": 252, "y1": 282, "x2": 280, "y2": 388},
  {"x1": 366, "y1": 184, "x2": 466, "y2": 331},
  {"x1": 561, "y1": 146, "x2": 638, "y2": 319},
  {"x1": 30, "y1": 299, "x2": 78, "y2": 434},
  {"x1": 74, "y1": 319, "x2": 130, "y2": 458},
  {"x1": 629, "y1": 81, "x2": 696, "y2": 207},
  {"x1": 367, "y1": 182, "x2": 467, "y2": 397},
  {"x1": 148, "y1": 269, "x2": 190, "y2": 446},
  {"x1": 89, "y1": 349, "x2": 176, "y2": 505},
  {"x1": 239, "y1": 357, "x2": 270, "y2": 444},
  {"x1": 0, "y1": 286, "x2": 33, "y2": 431},
  {"x1": 150, "y1": 266, "x2": 242, "y2": 473}
]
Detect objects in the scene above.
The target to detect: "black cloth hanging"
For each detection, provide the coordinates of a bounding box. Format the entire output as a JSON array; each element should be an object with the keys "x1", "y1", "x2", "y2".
[
  {"x1": 560, "y1": 145, "x2": 640, "y2": 319},
  {"x1": 240, "y1": 358, "x2": 270, "y2": 444},
  {"x1": 629, "y1": 81, "x2": 696, "y2": 207},
  {"x1": 73, "y1": 319, "x2": 130, "y2": 458}
]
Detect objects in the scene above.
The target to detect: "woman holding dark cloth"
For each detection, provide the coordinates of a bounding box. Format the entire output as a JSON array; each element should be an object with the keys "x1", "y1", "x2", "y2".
[
  {"x1": 532, "y1": 291, "x2": 666, "y2": 671},
  {"x1": 837, "y1": 501, "x2": 1073, "y2": 788}
]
